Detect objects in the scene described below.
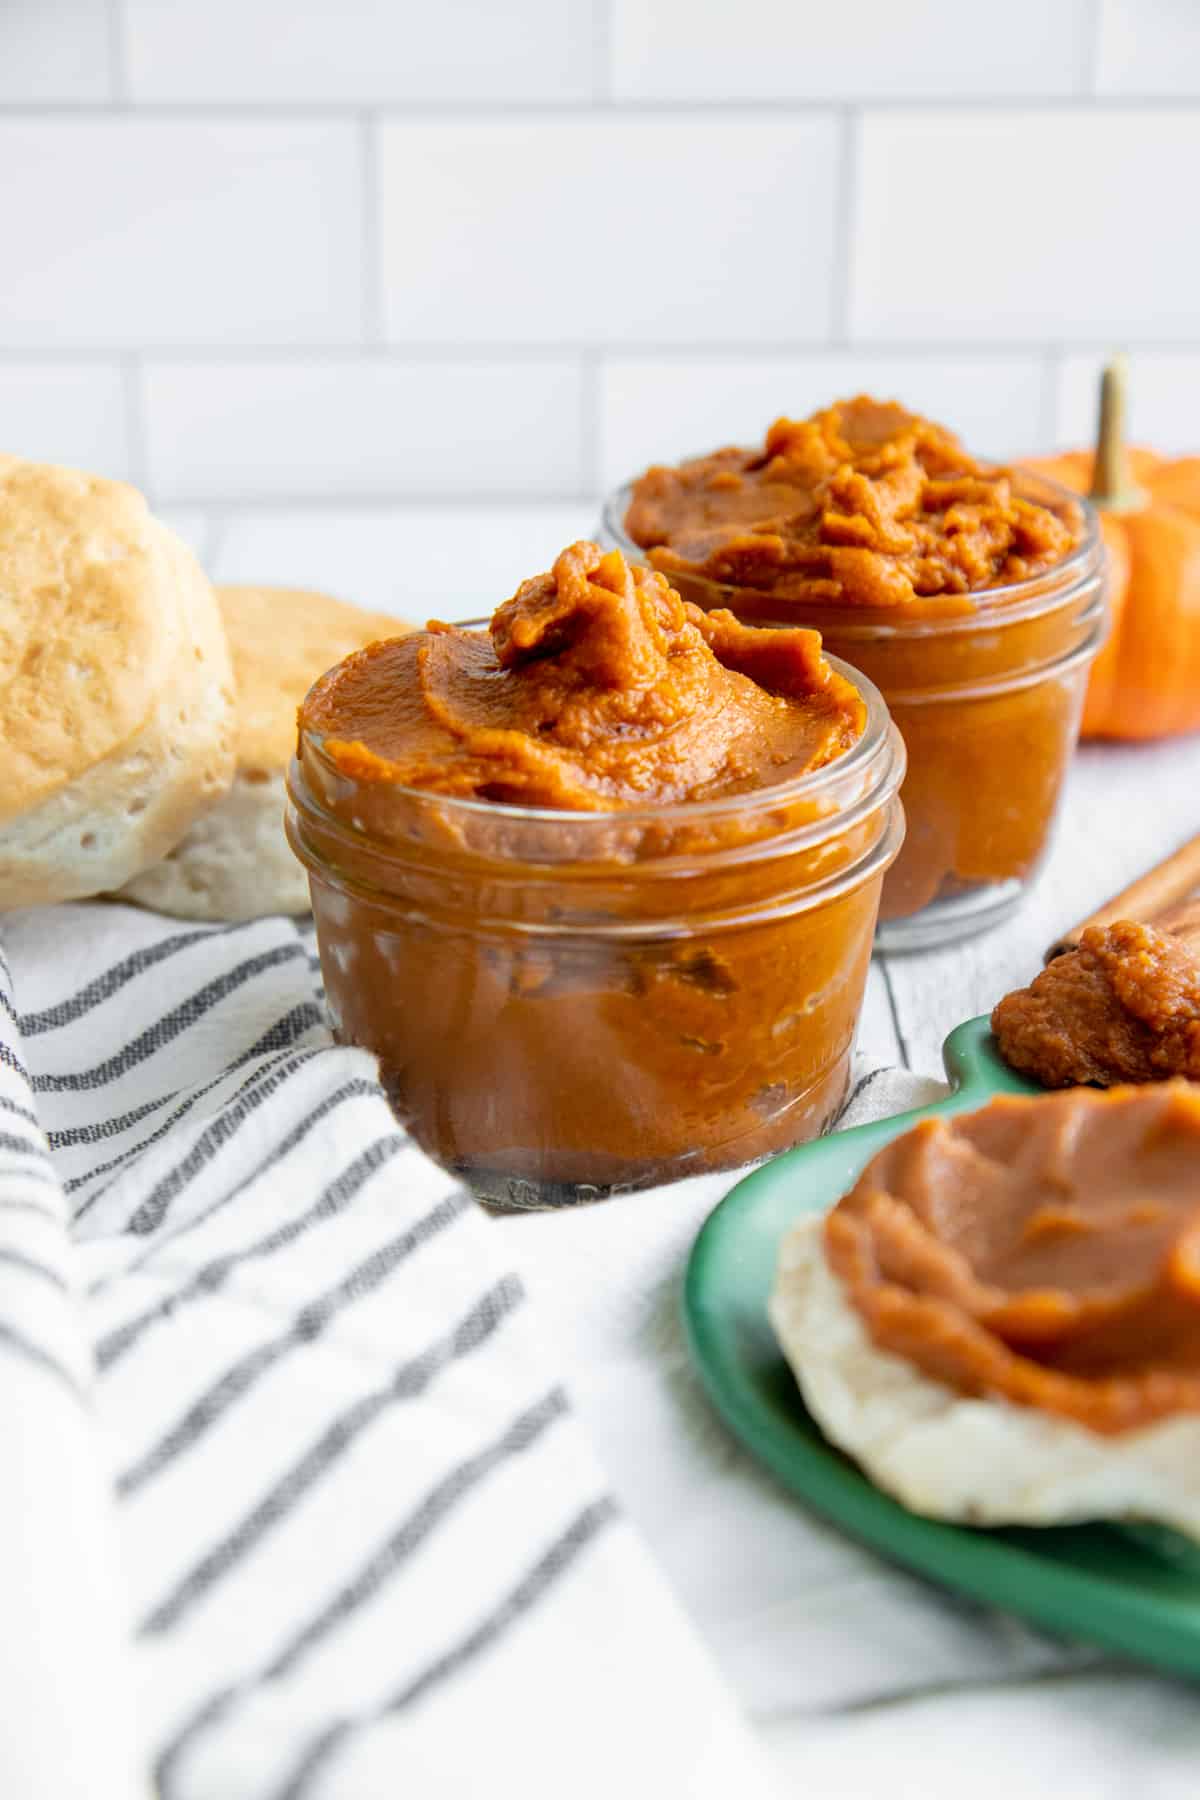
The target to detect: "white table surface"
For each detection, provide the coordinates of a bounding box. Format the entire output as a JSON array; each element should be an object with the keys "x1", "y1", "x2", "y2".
[{"x1": 200, "y1": 500, "x2": 1200, "y2": 1798}]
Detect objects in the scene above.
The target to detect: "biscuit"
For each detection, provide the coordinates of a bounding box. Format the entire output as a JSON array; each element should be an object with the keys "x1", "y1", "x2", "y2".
[
  {"x1": 770, "y1": 1215, "x2": 1200, "y2": 1543},
  {"x1": 120, "y1": 585, "x2": 412, "y2": 921},
  {"x1": 0, "y1": 457, "x2": 235, "y2": 909}
]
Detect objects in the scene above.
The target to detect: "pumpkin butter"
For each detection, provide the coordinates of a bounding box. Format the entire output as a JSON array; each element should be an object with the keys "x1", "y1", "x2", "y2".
[
  {"x1": 825, "y1": 1084, "x2": 1200, "y2": 1435},
  {"x1": 288, "y1": 542, "x2": 904, "y2": 1201},
  {"x1": 627, "y1": 398, "x2": 1079, "y2": 609},
  {"x1": 617, "y1": 398, "x2": 1105, "y2": 936},
  {"x1": 993, "y1": 920, "x2": 1200, "y2": 1089},
  {"x1": 303, "y1": 540, "x2": 865, "y2": 810}
]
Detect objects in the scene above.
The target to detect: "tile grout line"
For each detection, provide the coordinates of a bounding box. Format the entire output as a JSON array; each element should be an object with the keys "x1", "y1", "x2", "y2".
[
  {"x1": 200, "y1": 510, "x2": 229, "y2": 576},
  {"x1": 592, "y1": 0, "x2": 613, "y2": 101},
  {"x1": 1038, "y1": 349, "x2": 1062, "y2": 447},
  {"x1": 577, "y1": 0, "x2": 610, "y2": 521},
  {"x1": 359, "y1": 113, "x2": 384, "y2": 346},
  {"x1": 125, "y1": 492, "x2": 605, "y2": 515},
  {"x1": 578, "y1": 351, "x2": 602, "y2": 498},
  {"x1": 828, "y1": 105, "x2": 858, "y2": 347},
  {"x1": 105, "y1": 0, "x2": 130, "y2": 103},
  {"x1": 120, "y1": 354, "x2": 148, "y2": 492},
  {"x1": 0, "y1": 97, "x2": 1195, "y2": 118},
  {"x1": 1083, "y1": 0, "x2": 1106, "y2": 96},
  {"x1": 7, "y1": 339, "x2": 1200, "y2": 363}
]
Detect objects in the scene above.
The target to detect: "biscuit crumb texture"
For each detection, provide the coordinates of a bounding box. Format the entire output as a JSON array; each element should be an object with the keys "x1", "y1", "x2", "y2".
[
  {"x1": 0, "y1": 458, "x2": 235, "y2": 907},
  {"x1": 120, "y1": 584, "x2": 410, "y2": 921},
  {"x1": 121, "y1": 770, "x2": 308, "y2": 920},
  {"x1": 769, "y1": 1215, "x2": 1200, "y2": 1541}
]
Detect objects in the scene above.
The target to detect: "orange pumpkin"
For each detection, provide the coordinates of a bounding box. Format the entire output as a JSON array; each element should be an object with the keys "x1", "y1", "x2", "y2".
[{"x1": 1022, "y1": 361, "x2": 1200, "y2": 740}]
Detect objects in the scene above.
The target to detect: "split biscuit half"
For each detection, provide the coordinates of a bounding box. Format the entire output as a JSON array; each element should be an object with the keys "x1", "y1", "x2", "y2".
[
  {"x1": 0, "y1": 457, "x2": 235, "y2": 909},
  {"x1": 119, "y1": 584, "x2": 413, "y2": 921}
]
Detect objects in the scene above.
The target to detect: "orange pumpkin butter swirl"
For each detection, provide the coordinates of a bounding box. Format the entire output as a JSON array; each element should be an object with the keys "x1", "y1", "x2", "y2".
[
  {"x1": 308, "y1": 540, "x2": 865, "y2": 811},
  {"x1": 825, "y1": 1084, "x2": 1200, "y2": 1435},
  {"x1": 626, "y1": 398, "x2": 1081, "y2": 609}
]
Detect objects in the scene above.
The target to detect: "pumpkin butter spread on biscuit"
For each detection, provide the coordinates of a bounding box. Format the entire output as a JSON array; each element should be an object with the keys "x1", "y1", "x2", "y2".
[{"x1": 772, "y1": 1084, "x2": 1200, "y2": 1541}]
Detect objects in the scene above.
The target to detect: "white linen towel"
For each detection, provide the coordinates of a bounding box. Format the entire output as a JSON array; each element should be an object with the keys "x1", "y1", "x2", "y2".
[{"x1": 0, "y1": 902, "x2": 770, "y2": 1800}]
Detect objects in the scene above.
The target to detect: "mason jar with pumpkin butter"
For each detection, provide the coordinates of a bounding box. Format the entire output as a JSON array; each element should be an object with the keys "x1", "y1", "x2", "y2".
[
  {"x1": 604, "y1": 398, "x2": 1109, "y2": 950},
  {"x1": 286, "y1": 541, "x2": 904, "y2": 1207}
]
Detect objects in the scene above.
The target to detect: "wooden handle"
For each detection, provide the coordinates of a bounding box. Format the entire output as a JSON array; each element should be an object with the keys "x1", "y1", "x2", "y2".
[
  {"x1": 1148, "y1": 896, "x2": 1200, "y2": 950},
  {"x1": 1045, "y1": 830, "x2": 1200, "y2": 960}
]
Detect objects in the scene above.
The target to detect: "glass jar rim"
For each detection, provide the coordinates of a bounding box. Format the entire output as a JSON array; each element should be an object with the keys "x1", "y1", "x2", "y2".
[
  {"x1": 296, "y1": 645, "x2": 898, "y2": 834},
  {"x1": 600, "y1": 462, "x2": 1104, "y2": 638}
]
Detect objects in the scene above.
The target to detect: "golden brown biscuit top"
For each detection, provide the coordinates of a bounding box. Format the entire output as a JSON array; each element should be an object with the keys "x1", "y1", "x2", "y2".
[
  {"x1": 0, "y1": 456, "x2": 189, "y2": 823},
  {"x1": 217, "y1": 585, "x2": 413, "y2": 777}
]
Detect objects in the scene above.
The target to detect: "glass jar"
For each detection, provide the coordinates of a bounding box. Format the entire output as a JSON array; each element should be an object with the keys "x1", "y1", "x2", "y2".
[
  {"x1": 602, "y1": 472, "x2": 1108, "y2": 952},
  {"x1": 286, "y1": 654, "x2": 904, "y2": 1209}
]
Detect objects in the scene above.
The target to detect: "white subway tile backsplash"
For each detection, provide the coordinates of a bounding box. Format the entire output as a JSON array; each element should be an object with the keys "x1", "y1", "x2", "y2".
[
  {"x1": 4, "y1": 4, "x2": 1200, "y2": 517},
  {"x1": 123, "y1": 0, "x2": 593, "y2": 103},
  {"x1": 210, "y1": 503, "x2": 599, "y2": 620},
  {"x1": 0, "y1": 1, "x2": 113, "y2": 102},
  {"x1": 142, "y1": 358, "x2": 585, "y2": 501},
  {"x1": 0, "y1": 121, "x2": 363, "y2": 348},
  {"x1": 0, "y1": 361, "x2": 130, "y2": 476},
  {"x1": 614, "y1": 0, "x2": 1091, "y2": 101},
  {"x1": 380, "y1": 117, "x2": 839, "y2": 345},
  {"x1": 599, "y1": 354, "x2": 1048, "y2": 489},
  {"x1": 851, "y1": 110, "x2": 1200, "y2": 343},
  {"x1": 1097, "y1": 1, "x2": 1200, "y2": 96},
  {"x1": 1055, "y1": 352, "x2": 1200, "y2": 452}
]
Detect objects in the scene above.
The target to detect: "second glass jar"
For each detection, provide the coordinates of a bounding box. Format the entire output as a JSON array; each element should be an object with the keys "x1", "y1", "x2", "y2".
[{"x1": 603, "y1": 472, "x2": 1108, "y2": 950}]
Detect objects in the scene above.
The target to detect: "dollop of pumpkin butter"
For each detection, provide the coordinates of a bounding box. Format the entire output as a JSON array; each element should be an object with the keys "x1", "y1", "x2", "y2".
[
  {"x1": 303, "y1": 541, "x2": 865, "y2": 811},
  {"x1": 627, "y1": 397, "x2": 1080, "y2": 607},
  {"x1": 825, "y1": 1084, "x2": 1200, "y2": 1436}
]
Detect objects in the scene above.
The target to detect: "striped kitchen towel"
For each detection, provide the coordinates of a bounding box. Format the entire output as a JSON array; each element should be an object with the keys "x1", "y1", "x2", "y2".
[{"x1": 0, "y1": 901, "x2": 770, "y2": 1800}]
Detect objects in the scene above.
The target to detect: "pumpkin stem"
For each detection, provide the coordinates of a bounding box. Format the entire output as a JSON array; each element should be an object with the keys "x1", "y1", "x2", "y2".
[{"x1": 1090, "y1": 353, "x2": 1146, "y2": 513}]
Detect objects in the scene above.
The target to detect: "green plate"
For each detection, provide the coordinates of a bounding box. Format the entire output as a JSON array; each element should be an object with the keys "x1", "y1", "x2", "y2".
[{"x1": 684, "y1": 1015, "x2": 1200, "y2": 1678}]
